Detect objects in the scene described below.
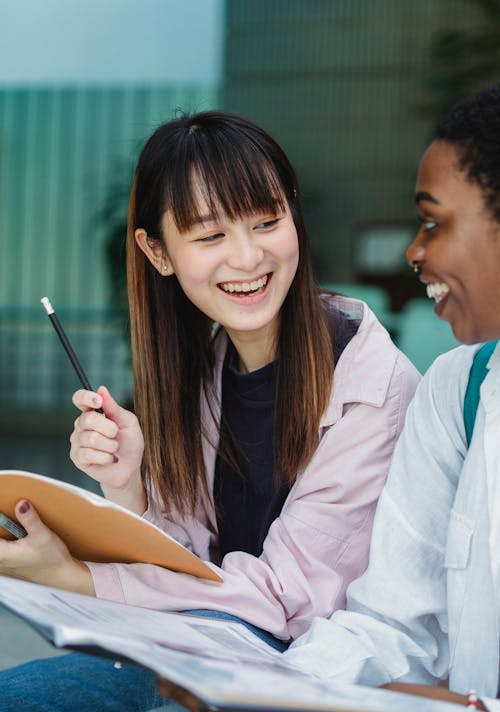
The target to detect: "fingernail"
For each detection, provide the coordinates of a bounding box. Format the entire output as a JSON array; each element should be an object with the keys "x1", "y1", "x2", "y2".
[
  {"x1": 92, "y1": 396, "x2": 101, "y2": 407},
  {"x1": 113, "y1": 456, "x2": 119, "y2": 463},
  {"x1": 18, "y1": 500, "x2": 30, "y2": 514}
]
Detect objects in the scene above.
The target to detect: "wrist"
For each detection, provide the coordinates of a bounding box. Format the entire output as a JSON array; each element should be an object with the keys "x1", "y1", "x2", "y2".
[
  {"x1": 36, "y1": 558, "x2": 96, "y2": 596},
  {"x1": 101, "y1": 470, "x2": 147, "y2": 514},
  {"x1": 466, "y1": 690, "x2": 487, "y2": 711}
]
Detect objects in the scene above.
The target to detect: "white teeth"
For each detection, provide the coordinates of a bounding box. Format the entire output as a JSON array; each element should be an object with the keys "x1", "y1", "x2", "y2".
[
  {"x1": 220, "y1": 275, "x2": 268, "y2": 294},
  {"x1": 426, "y1": 282, "x2": 450, "y2": 303}
]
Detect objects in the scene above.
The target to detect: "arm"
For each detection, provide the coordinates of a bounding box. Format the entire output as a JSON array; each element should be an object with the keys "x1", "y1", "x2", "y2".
[
  {"x1": 283, "y1": 347, "x2": 471, "y2": 685},
  {"x1": 381, "y1": 683, "x2": 487, "y2": 710},
  {"x1": 86, "y1": 351, "x2": 419, "y2": 640}
]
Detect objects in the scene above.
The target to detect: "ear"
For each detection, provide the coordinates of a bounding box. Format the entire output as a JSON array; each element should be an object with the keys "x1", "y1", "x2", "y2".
[{"x1": 135, "y1": 229, "x2": 174, "y2": 276}]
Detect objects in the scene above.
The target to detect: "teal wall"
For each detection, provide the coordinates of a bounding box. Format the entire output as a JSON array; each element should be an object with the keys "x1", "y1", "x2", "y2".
[
  {"x1": 223, "y1": 0, "x2": 487, "y2": 283},
  {"x1": 0, "y1": 85, "x2": 218, "y2": 308},
  {"x1": 0, "y1": 85, "x2": 218, "y2": 413}
]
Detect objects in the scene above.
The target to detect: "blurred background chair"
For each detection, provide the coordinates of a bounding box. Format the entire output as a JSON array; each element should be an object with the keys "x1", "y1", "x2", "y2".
[
  {"x1": 395, "y1": 298, "x2": 460, "y2": 373},
  {"x1": 321, "y1": 281, "x2": 397, "y2": 333}
]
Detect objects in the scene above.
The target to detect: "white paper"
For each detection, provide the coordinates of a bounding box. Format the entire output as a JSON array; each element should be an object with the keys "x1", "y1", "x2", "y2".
[
  {"x1": 0, "y1": 577, "x2": 464, "y2": 712},
  {"x1": 0, "y1": 576, "x2": 283, "y2": 664}
]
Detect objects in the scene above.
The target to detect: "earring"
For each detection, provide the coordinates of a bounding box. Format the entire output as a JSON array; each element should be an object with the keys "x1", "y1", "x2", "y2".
[
  {"x1": 162, "y1": 262, "x2": 169, "y2": 272},
  {"x1": 412, "y1": 261, "x2": 422, "y2": 275}
]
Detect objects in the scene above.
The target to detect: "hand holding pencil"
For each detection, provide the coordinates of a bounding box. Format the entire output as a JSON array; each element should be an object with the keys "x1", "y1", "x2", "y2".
[{"x1": 41, "y1": 297, "x2": 146, "y2": 514}]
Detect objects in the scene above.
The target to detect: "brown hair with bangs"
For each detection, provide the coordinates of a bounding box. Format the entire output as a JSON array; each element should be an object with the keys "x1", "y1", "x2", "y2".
[{"x1": 127, "y1": 110, "x2": 334, "y2": 516}]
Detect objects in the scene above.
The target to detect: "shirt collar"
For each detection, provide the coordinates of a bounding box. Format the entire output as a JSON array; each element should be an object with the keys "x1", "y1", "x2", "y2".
[
  {"x1": 211, "y1": 297, "x2": 398, "y2": 430},
  {"x1": 320, "y1": 297, "x2": 398, "y2": 428}
]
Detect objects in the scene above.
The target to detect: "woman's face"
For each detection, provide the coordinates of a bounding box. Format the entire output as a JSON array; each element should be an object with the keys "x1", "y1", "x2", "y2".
[
  {"x1": 407, "y1": 139, "x2": 500, "y2": 344},
  {"x1": 137, "y1": 189, "x2": 299, "y2": 370}
]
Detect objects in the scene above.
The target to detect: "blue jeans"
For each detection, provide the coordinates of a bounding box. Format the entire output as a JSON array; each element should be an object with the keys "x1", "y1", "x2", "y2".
[{"x1": 0, "y1": 610, "x2": 288, "y2": 711}]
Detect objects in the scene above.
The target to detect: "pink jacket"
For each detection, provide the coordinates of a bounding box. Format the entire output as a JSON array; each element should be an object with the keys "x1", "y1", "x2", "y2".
[{"x1": 87, "y1": 297, "x2": 420, "y2": 641}]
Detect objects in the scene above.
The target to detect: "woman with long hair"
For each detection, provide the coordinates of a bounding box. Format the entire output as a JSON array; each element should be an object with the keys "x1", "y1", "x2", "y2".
[{"x1": 0, "y1": 111, "x2": 418, "y2": 711}]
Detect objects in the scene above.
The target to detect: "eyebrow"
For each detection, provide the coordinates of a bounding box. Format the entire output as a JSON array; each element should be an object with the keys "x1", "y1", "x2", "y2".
[
  {"x1": 189, "y1": 214, "x2": 217, "y2": 226},
  {"x1": 414, "y1": 191, "x2": 440, "y2": 206}
]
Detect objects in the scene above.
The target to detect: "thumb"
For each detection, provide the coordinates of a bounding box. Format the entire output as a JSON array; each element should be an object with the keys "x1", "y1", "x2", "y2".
[
  {"x1": 97, "y1": 385, "x2": 135, "y2": 428},
  {"x1": 15, "y1": 500, "x2": 45, "y2": 535}
]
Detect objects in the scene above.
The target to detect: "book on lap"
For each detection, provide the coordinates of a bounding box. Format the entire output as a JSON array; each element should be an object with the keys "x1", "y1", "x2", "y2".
[{"x1": 0, "y1": 470, "x2": 221, "y2": 582}]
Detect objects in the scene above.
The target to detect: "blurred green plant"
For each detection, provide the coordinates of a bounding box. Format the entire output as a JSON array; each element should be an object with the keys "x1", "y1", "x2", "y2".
[
  {"x1": 419, "y1": 0, "x2": 500, "y2": 121},
  {"x1": 95, "y1": 158, "x2": 134, "y2": 339}
]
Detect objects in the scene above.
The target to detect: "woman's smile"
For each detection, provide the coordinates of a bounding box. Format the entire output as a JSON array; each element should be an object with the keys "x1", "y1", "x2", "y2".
[{"x1": 217, "y1": 272, "x2": 271, "y2": 298}]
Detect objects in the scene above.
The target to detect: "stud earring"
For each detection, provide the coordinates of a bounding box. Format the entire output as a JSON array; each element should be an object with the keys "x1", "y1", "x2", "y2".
[{"x1": 412, "y1": 261, "x2": 422, "y2": 275}]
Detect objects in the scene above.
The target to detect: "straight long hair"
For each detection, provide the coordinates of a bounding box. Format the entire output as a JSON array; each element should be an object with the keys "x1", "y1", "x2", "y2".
[{"x1": 127, "y1": 111, "x2": 334, "y2": 516}]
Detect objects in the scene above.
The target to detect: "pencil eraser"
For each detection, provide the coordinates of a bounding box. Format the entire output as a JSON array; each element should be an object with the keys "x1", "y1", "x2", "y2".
[{"x1": 40, "y1": 297, "x2": 54, "y2": 315}]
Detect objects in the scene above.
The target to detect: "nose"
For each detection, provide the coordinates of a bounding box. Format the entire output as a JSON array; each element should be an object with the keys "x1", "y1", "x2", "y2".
[
  {"x1": 227, "y1": 231, "x2": 264, "y2": 272},
  {"x1": 405, "y1": 228, "x2": 426, "y2": 270}
]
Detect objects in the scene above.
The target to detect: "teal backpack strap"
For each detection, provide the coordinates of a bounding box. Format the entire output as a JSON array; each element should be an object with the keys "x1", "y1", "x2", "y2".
[{"x1": 464, "y1": 340, "x2": 498, "y2": 446}]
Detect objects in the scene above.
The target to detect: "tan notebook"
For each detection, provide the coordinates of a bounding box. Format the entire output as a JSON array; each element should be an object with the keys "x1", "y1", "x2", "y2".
[{"x1": 0, "y1": 470, "x2": 222, "y2": 582}]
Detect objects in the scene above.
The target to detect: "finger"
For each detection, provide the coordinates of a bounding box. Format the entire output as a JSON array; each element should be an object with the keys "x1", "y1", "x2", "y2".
[
  {"x1": 97, "y1": 386, "x2": 136, "y2": 429},
  {"x1": 72, "y1": 410, "x2": 119, "y2": 440},
  {"x1": 70, "y1": 447, "x2": 118, "y2": 468},
  {"x1": 72, "y1": 430, "x2": 119, "y2": 455},
  {"x1": 72, "y1": 389, "x2": 103, "y2": 413},
  {"x1": 14, "y1": 501, "x2": 48, "y2": 537}
]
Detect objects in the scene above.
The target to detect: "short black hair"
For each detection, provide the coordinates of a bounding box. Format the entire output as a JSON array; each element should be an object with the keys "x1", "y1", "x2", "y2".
[{"x1": 437, "y1": 83, "x2": 500, "y2": 220}]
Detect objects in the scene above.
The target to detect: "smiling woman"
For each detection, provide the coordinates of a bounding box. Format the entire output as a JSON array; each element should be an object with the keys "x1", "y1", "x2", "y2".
[
  {"x1": 284, "y1": 84, "x2": 500, "y2": 712},
  {"x1": 0, "y1": 110, "x2": 419, "y2": 711},
  {"x1": 409, "y1": 139, "x2": 500, "y2": 344}
]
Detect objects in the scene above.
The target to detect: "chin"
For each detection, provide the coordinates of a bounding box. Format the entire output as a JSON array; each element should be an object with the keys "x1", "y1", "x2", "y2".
[{"x1": 452, "y1": 323, "x2": 500, "y2": 346}]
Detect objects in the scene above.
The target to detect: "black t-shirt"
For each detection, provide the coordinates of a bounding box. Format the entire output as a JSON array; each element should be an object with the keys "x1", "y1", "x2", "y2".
[{"x1": 214, "y1": 308, "x2": 360, "y2": 559}]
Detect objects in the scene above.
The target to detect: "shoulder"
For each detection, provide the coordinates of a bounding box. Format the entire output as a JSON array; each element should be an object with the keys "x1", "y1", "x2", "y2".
[
  {"x1": 415, "y1": 344, "x2": 477, "y2": 412},
  {"x1": 324, "y1": 295, "x2": 420, "y2": 410},
  {"x1": 381, "y1": 346, "x2": 479, "y2": 510},
  {"x1": 397, "y1": 344, "x2": 479, "y2": 461}
]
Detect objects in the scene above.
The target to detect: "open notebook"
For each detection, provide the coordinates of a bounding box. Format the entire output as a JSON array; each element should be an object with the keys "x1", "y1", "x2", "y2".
[{"x1": 0, "y1": 578, "x2": 462, "y2": 712}]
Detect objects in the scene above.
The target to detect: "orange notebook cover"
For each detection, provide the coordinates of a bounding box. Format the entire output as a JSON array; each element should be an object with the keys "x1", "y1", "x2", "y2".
[{"x1": 0, "y1": 470, "x2": 222, "y2": 583}]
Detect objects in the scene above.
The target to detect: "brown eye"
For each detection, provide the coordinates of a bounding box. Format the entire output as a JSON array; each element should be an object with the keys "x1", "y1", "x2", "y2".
[
  {"x1": 197, "y1": 233, "x2": 224, "y2": 243},
  {"x1": 255, "y1": 219, "x2": 279, "y2": 230},
  {"x1": 417, "y1": 216, "x2": 437, "y2": 231}
]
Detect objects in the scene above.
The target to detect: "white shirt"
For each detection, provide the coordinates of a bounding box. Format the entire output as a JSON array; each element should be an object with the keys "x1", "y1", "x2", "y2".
[{"x1": 284, "y1": 342, "x2": 500, "y2": 711}]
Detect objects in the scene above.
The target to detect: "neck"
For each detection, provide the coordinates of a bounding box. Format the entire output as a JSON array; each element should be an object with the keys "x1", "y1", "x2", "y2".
[{"x1": 226, "y1": 327, "x2": 277, "y2": 373}]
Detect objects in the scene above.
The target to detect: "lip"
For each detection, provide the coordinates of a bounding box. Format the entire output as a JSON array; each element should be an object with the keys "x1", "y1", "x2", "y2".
[
  {"x1": 417, "y1": 273, "x2": 452, "y2": 317},
  {"x1": 433, "y1": 290, "x2": 450, "y2": 318},
  {"x1": 217, "y1": 272, "x2": 270, "y2": 290},
  {"x1": 217, "y1": 272, "x2": 273, "y2": 305}
]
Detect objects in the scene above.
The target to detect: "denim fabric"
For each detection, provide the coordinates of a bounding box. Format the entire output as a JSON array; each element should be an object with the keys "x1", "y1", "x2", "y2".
[
  {"x1": 182, "y1": 609, "x2": 289, "y2": 652},
  {"x1": 0, "y1": 610, "x2": 287, "y2": 711},
  {"x1": 0, "y1": 652, "x2": 170, "y2": 712}
]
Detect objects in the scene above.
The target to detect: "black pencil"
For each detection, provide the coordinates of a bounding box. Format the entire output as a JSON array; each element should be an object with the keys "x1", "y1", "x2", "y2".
[{"x1": 40, "y1": 297, "x2": 103, "y2": 413}]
